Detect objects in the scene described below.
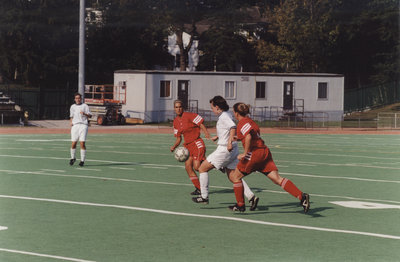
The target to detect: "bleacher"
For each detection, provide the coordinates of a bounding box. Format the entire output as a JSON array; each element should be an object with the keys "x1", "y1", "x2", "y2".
[{"x1": 0, "y1": 91, "x2": 22, "y2": 124}]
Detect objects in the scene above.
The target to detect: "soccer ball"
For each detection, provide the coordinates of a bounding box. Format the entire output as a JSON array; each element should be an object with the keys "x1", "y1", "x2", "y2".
[{"x1": 174, "y1": 146, "x2": 189, "y2": 162}]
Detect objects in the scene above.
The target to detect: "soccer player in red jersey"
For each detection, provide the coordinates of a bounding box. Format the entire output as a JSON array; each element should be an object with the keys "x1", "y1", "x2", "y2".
[
  {"x1": 228, "y1": 102, "x2": 310, "y2": 213},
  {"x1": 170, "y1": 100, "x2": 210, "y2": 195}
]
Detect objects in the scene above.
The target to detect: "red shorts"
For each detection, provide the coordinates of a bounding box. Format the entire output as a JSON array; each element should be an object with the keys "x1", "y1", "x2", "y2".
[
  {"x1": 237, "y1": 147, "x2": 278, "y2": 175},
  {"x1": 185, "y1": 138, "x2": 206, "y2": 161}
]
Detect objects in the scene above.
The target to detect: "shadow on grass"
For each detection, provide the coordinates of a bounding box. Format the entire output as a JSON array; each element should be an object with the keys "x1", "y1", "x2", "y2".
[{"x1": 200, "y1": 201, "x2": 330, "y2": 218}]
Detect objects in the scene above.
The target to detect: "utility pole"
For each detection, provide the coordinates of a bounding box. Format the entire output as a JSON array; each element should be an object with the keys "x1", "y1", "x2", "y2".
[{"x1": 78, "y1": 0, "x2": 85, "y2": 99}]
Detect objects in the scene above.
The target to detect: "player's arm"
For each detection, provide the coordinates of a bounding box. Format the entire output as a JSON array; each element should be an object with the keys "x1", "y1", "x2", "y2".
[
  {"x1": 82, "y1": 105, "x2": 92, "y2": 118},
  {"x1": 70, "y1": 107, "x2": 74, "y2": 126},
  {"x1": 170, "y1": 136, "x2": 182, "y2": 152},
  {"x1": 83, "y1": 112, "x2": 92, "y2": 118},
  {"x1": 210, "y1": 135, "x2": 218, "y2": 142},
  {"x1": 199, "y1": 123, "x2": 210, "y2": 140},
  {"x1": 237, "y1": 133, "x2": 251, "y2": 160},
  {"x1": 227, "y1": 127, "x2": 236, "y2": 152}
]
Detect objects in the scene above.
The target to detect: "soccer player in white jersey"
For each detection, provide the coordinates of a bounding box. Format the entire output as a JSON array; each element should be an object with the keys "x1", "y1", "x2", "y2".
[
  {"x1": 192, "y1": 96, "x2": 259, "y2": 211},
  {"x1": 69, "y1": 92, "x2": 92, "y2": 167}
]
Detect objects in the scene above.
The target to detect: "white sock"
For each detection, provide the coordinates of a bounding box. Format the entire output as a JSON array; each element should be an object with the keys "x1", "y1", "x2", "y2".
[
  {"x1": 70, "y1": 148, "x2": 76, "y2": 159},
  {"x1": 80, "y1": 149, "x2": 86, "y2": 162},
  {"x1": 199, "y1": 172, "x2": 209, "y2": 199},
  {"x1": 242, "y1": 179, "x2": 255, "y2": 201}
]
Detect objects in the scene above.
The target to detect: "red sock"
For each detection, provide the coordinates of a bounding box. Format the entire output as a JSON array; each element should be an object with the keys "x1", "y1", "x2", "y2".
[
  {"x1": 190, "y1": 176, "x2": 200, "y2": 190},
  {"x1": 280, "y1": 178, "x2": 302, "y2": 200},
  {"x1": 233, "y1": 181, "x2": 245, "y2": 206}
]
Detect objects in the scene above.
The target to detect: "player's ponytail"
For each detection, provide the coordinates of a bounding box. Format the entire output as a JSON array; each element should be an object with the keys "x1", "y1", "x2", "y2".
[{"x1": 233, "y1": 103, "x2": 250, "y2": 116}]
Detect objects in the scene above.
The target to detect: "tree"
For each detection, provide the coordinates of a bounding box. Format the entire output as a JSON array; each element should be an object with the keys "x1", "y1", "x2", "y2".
[
  {"x1": 260, "y1": 0, "x2": 341, "y2": 73},
  {"x1": 146, "y1": 0, "x2": 264, "y2": 71},
  {"x1": 336, "y1": 0, "x2": 399, "y2": 87},
  {"x1": 85, "y1": 0, "x2": 173, "y2": 83},
  {"x1": 0, "y1": 0, "x2": 79, "y2": 87}
]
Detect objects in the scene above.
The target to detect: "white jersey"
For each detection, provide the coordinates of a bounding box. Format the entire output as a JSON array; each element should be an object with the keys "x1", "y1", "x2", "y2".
[
  {"x1": 70, "y1": 103, "x2": 91, "y2": 125},
  {"x1": 216, "y1": 111, "x2": 237, "y2": 146}
]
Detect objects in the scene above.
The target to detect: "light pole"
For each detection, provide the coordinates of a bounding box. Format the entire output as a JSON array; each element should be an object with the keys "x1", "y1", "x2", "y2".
[{"x1": 78, "y1": 0, "x2": 85, "y2": 99}]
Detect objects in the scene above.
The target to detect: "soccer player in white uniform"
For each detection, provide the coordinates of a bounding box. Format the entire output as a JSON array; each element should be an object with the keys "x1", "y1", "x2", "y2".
[
  {"x1": 69, "y1": 92, "x2": 92, "y2": 167},
  {"x1": 192, "y1": 96, "x2": 259, "y2": 211}
]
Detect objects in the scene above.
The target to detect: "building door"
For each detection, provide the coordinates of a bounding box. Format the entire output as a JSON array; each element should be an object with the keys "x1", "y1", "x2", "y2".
[
  {"x1": 178, "y1": 80, "x2": 189, "y2": 109},
  {"x1": 283, "y1": 81, "x2": 294, "y2": 110}
]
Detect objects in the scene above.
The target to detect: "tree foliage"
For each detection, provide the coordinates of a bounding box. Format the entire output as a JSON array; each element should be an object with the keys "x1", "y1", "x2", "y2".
[
  {"x1": 0, "y1": 0, "x2": 79, "y2": 87},
  {"x1": 0, "y1": 0, "x2": 397, "y2": 93}
]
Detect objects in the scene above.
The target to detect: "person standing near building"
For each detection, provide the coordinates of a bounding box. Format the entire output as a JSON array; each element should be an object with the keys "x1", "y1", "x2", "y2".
[
  {"x1": 192, "y1": 96, "x2": 259, "y2": 210},
  {"x1": 69, "y1": 92, "x2": 92, "y2": 167},
  {"x1": 170, "y1": 100, "x2": 210, "y2": 195},
  {"x1": 228, "y1": 102, "x2": 310, "y2": 213}
]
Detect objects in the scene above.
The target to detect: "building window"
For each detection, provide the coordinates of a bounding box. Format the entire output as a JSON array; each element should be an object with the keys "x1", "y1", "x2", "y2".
[
  {"x1": 160, "y1": 80, "x2": 171, "y2": 98},
  {"x1": 225, "y1": 81, "x2": 236, "y2": 99},
  {"x1": 318, "y1": 82, "x2": 328, "y2": 99},
  {"x1": 256, "y1": 82, "x2": 266, "y2": 98}
]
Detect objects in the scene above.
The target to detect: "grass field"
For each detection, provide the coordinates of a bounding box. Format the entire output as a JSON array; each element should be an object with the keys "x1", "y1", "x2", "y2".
[{"x1": 0, "y1": 131, "x2": 399, "y2": 261}]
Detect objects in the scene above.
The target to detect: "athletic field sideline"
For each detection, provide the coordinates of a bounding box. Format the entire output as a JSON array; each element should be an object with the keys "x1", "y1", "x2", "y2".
[{"x1": 0, "y1": 126, "x2": 399, "y2": 261}]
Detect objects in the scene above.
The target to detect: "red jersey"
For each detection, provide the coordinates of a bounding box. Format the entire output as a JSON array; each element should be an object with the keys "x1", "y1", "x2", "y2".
[
  {"x1": 237, "y1": 117, "x2": 266, "y2": 151},
  {"x1": 173, "y1": 112, "x2": 204, "y2": 145}
]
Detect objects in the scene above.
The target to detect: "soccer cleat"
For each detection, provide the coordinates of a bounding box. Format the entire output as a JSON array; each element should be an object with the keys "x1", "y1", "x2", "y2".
[
  {"x1": 190, "y1": 188, "x2": 201, "y2": 196},
  {"x1": 192, "y1": 196, "x2": 209, "y2": 204},
  {"x1": 79, "y1": 161, "x2": 84, "y2": 167},
  {"x1": 249, "y1": 196, "x2": 259, "y2": 211},
  {"x1": 228, "y1": 204, "x2": 246, "y2": 212},
  {"x1": 300, "y1": 193, "x2": 310, "y2": 213},
  {"x1": 69, "y1": 158, "x2": 76, "y2": 166}
]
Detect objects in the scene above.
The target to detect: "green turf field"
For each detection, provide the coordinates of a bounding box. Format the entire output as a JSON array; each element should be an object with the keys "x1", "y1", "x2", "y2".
[{"x1": 0, "y1": 132, "x2": 399, "y2": 262}]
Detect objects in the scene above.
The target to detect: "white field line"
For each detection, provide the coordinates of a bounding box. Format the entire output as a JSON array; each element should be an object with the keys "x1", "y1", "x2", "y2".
[
  {"x1": 5, "y1": 167, "x2": 400, "y2": 185},
  {"x1": 16, "y1": 139, "x2": 71, "y2": 142},
  {"x1": 109, "y1": 167, "x2": 136, "y2": 171},
  {"x1": 0, "y1": 194, "x2": 399, "y2": 240},
  {"x1": 280, "y1": 172, "x2": 400, "y2": 184},
  {"x1": 295, "y1": 164, "x2": 317, "y2": 167},
  {"x1": 0, "y1": 154, "x2": 184, "y2": 169},
  {"x1": 274, "y1": 151, "x2": 400, "y2": 161},
  {"x1": 260, "y1": 189, "x2": 400, "y2": 205},
  {"x1": 1, "y1": 169, "x2": 399, "y2": 205},
  {"x1": 278, "y1": 159, "x2": 400, "y2": 171},
  {"x1": 89, "y1": 150, "x2": 172, "y2": 156},
  {"x1": 0, "y1": 248, "x2": 95, "y2": 262},
  {"x1": 40, "y1": 169, "x2": 66, "y2": 173},
  {"x1": 73, "y1": 168, "x2": 102, "y2": 172},
  {"x1": 3, "y1": 152, "x2": 400, "y2": 172},
  {"x1": 142, "y1": 166, "x2": 168, "y2": 170},
  {"x1": 0, "y1": 170, "x2": 193, "y2": 187},
  {"x1": 0, "y1": 226, "x2": 7, "y2": 231},
  {"x1": 0, "y1": 148, "x2": 172, "y2": 156},
  {"x1": 3, "y1": 153, "x2": 400, "y2": 172}
]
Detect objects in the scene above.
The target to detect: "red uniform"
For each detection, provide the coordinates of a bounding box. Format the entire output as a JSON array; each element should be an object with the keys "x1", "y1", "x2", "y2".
[
  {"x1": 236, "y1": 117, "x2": 277, "y2": 174},
  {"x1": 173, "y1": 112, "x2": 206, "y2": 161}
]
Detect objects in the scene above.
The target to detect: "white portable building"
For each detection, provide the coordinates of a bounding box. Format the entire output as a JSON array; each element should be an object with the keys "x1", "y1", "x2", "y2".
[{"x1": 113, "y1": 70, "x2": 344, "y2": 123}]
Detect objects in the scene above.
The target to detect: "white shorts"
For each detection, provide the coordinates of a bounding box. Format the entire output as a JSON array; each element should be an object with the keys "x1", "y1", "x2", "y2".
[
  {"x1": 71, "y1": 124, "x2": 88, "y2": 142},
  {"x1": 206, "y1": 144, "x2": 239, "y2": 170}
]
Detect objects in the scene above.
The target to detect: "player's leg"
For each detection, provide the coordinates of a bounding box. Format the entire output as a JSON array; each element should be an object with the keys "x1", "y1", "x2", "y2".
[
  {"x1": 242, "y1": 179, "x2": 259, "y2": 211},
  {"x1": 192, "y1": 160, "x2": 214, "y2": 204},
  {"x1": 265, "y1": 170, "x2": 310, "y2": 213},
  {"x1": 78, "y1": 125, "x2": 88, "y2": 166},
  {"x1": 70, "y1": 126, "x2": 78, "y2": 165},
  {"x1": 70, "y1": 141, "x2": 77, "y2": 165},
  {"x1": 186, "y1": 139, "x2": 206, "y2": 195},
  {"x1": 184, "y1": 157, "x2": 201, "y2": 195},
  {"x1": 226, "y1": 147, "x2": 260, "y2": 210},
  {"x1": 228, "y1": 168, "x2": 246, "y2": 212}
]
